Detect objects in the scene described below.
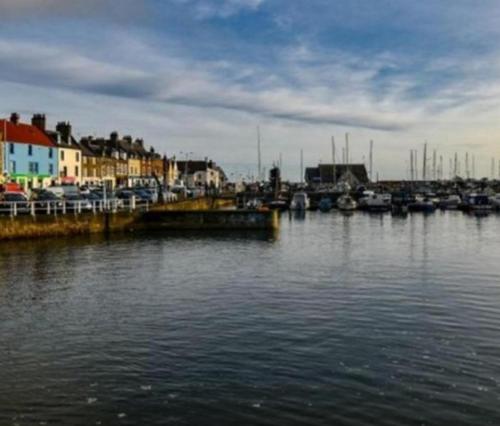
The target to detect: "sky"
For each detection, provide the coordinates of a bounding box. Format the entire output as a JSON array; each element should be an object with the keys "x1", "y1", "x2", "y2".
[{"x1": 1, "y1": 0, "x2": 500, "y2": 180}]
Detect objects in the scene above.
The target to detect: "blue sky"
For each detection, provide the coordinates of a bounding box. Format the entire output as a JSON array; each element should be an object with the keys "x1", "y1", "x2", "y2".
[{"x1": 1, "y1": 0, "x2": 500, "y2": 179}]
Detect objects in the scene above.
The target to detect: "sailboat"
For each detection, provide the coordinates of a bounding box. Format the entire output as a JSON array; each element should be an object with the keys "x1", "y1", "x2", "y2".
[{"x1": 337, "y1": 194, "x2": 357, "y2": 211}]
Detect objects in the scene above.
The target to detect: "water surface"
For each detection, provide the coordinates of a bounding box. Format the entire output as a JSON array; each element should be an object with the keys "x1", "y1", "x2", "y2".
[{"x1": 1, "y1": 211, "x2": 500, "y2": 425}]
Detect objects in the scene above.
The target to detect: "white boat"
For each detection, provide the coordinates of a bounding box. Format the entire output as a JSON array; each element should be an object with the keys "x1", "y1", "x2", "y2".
[
  {"x1": 337, "y1": 194, "x2": 357, "y2": 211},
  {"x1": 359, "y1": 192, "x2": 391, "y2": 212},
  {"x1": 290, "y1": 192, "x2": 310, "y2": 211}
]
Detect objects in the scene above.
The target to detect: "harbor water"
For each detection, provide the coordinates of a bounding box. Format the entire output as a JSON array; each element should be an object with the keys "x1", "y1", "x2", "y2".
[{"x1": 1, "y1": 211, "x2": 500, "y2": 425}]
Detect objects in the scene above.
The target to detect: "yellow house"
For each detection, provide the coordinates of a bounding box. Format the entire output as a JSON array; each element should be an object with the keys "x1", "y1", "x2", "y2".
[
  {"x1": 46, "y1": 122, "x2": 82, "y2": 186},
  {"x1": 128, "y1": 156, "x2": 141, "y2": 186},
  {"x1": 164, "y1": 157, "x2": 179, "y2": 187}
]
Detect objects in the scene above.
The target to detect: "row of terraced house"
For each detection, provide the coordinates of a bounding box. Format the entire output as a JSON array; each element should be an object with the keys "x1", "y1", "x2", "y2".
[{"x1": 0, "y1": 113, "x2": 225, "y2": 191}]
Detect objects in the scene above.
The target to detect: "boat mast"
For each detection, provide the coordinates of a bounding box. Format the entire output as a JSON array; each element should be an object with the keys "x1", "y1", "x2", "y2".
[
  {"x1": 422, "y1": 142, "x2": 427, "y2": 181},
  {"x1": 432, "y1": 149, "x2": 437, "y2": 180},
  {"x1": 331, "y1": 136, "x2": 336, "y2": 186},
  {"x1": 410, "y1": 150, "x2": 414, "y2": 182},
  {"x1": 369, "y1": 140, "x2": 373, "y2": 182},
  {"x1": 415, "y1": 150, "x2": 418, "y2": 180},
  {"x1": 465, "y1": 152, "x2": 469, "y2": 179},
  {"x1": 300, "y1": 149, "x2": 304, "y2": 185},
  {"x1": 345, "y1": 133, "x2": 349, "y2": 165},
  {"x1": 257, "y1": 126, "x2": 262, "y2": 182}
]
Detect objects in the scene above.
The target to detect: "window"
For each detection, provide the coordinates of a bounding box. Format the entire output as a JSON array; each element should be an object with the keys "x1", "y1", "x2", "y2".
[
  {"x1": 75, "y1": 166, "x2": 79, "y2": 177},
  {"x1": 49, "y1": 148, "x2": 53, "y2": 159},
  {"x1": 28, "y1": 145, "x2": 33, "y2": 156},
  {"x1": 9, "y1": 161, "x2": 16, "y2": 174},
  {"x1": 9, "y1": 143, "x2": 14, "y2": 154},
  {"x1": 28, "y1": 162, "x2": 39, "y2": 174},
  {"x1": 76, "y1": 152, "x2": 80, "y2": 162},
  {"x1": 63, "y1": 166, "x2": 68, "y2": 177},
  {"x1": 49, "y1": 164, "x2": 54, "y2": 175},
  {"x1": 61, "y1": 150, "x2": 65, "y2": 161}
]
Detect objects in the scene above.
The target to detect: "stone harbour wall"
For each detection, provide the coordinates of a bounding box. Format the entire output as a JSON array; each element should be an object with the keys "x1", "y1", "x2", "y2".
[{"x1": 0, "y1": 197, "x2": 278, "y2": 241}]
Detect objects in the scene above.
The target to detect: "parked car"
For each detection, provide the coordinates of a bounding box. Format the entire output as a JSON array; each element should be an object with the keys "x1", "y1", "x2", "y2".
[
  {"x1": 63, "y1": 194, "x2": 93, "y2": 212},
  {"x1": 133, "y1": 188, "x2": 154, "y2": 203},
  {"x1": 0, "y1": 192, "x2": 30, "y2": 214},
  {"x1": 31, "y1": 190, "x2": 63, "y2": 211},
  {"x1": 116, "y1": 189, "x2": 135, "y2": 200}
]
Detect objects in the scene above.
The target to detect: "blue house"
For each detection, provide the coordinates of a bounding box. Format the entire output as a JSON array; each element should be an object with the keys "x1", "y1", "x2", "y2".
[{"x1": 1, "y1": 113, "x2": 58, "y2": 190}]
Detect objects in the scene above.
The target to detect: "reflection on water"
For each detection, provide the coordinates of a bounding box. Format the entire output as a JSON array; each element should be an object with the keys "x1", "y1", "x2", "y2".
[{"x1": 1, "y1": 211, "x2": 500, "y2": 425}]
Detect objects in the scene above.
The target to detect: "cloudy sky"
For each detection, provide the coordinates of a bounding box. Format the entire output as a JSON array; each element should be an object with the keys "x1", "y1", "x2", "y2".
[{"x1": 1, "y1": 0, "x2": 500, "y2": 180}]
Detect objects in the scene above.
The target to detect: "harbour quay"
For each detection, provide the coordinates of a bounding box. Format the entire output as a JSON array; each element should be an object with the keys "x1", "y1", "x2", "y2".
[{"x1": 0, "y1": 197, "x2": 278, "y2": 241}]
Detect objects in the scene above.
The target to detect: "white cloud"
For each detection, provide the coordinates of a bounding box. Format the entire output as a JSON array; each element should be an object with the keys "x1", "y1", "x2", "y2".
[
  {"x1": 0, "y1": 0, "x2": 147, "y2": 21},
  {"x1": 0, "y1": 38, "x2": 415, "y2": 131},
  {"x1": 172, "y1": 0, "x2": 265, "y2": 19}
]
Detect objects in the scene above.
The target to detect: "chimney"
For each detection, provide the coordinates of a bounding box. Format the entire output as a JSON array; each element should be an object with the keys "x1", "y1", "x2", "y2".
[
  {"x1": 10, "y1": 112, "x2": 19, "y2": 125},
  {"x1": 110, "y1": 132, "x2": 120, "y2": 151},
  {"x1": 56, "y1": 122, "x2": 72, "y2": 144},
  {"x1": 31, "y1": 114, "x2": 46, "y2": 131}
]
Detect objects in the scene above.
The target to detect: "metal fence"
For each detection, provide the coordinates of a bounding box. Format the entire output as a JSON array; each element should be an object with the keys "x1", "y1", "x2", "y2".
[{"x1": 0, "y1": 197, "x2": 152, "y2": 217}]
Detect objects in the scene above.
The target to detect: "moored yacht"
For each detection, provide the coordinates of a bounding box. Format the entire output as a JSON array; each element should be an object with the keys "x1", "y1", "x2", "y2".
[
  {"x1": 290, "y1": 192, "x2": 310, "y2": 211},
  {"x1": 463, "y1": 194, "x2": 492, "y2": 214},
  {"x1": 337, "y1": 194, "x2": 357, "y2": 211},
  {"x1": 438, "y1": 194, "x2": 461, "y2": 210},
  {"x1": 359, "y1": 192, "x2": 392, "y2": 212},
  {"x1": 490, "y1": 194, "x2": 500, "y2": 210},
  {"x1": 318, "y1": 197, "x2": 333, "y2": 212},
  {"x1": 408, "y1": 196, "x2": 436, "y2": 213}
]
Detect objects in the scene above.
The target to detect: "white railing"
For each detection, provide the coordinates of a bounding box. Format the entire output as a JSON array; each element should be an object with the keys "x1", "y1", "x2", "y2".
[{"x1": 0, "y1": 197, "x2": 152, "y2": 217}]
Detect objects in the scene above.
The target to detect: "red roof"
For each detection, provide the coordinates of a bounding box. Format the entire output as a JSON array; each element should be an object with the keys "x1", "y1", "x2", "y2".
[{"x1": 0, "y1": 119, "x2": 55, "y2": 148}]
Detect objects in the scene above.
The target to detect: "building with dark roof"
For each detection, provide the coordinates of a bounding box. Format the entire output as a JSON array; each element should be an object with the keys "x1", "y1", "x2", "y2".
[
  {"x1": 37, "y1": 117, "x2": 83, "y2": 185},
  {"x1": 305, "y1": 163, "x2": 369, "y2": 187}
]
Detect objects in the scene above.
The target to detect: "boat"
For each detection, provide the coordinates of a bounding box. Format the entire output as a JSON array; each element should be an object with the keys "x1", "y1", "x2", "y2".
[
  {"x1": 290, "y1": 192, "x2": 310, "y2": 211},
  {"x1": 391, "y1": 191, "x2": 412, "y2": 216},
  {"x1": 438, "y1": 194, "x2": 461, "y2": 210},
  {"x1": 359, "y1": 192, "x2": 392, "y2": 212},
  {"x1": 337, "y1": 194, "x2": 357, "y2": 211},
  {"x1": 408, "y1": 196, "x2": 436, "y2": 213},
  {"x1": 318, "y1": 197, "x2": 333, "y2": 212},
  {"x1": 246, "y1": 198, "x2": 263, "y2": 210},
  {"x1": 490, "y1": 194, "x2": 500, "y2": 210},
  {"x1": 266, "y1": 199, "x2": 289, "y2": 211},
  {"x1": 463, "y1": 194, "x2": 492, "y2": 214}
]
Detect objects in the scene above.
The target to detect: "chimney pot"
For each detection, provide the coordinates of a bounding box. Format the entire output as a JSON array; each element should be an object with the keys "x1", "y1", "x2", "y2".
[
  {"x1": 56, "y1": 121, "x2": 72, "y2": 144},
  {"x1": 31, "y1": 113, "x2": 46, "y2": 131},
  {"x1": 10, "y1": 113, "x2": 19, "y2": 125}
]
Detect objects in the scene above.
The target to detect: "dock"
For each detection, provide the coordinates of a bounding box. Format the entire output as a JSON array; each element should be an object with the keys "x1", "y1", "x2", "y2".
[{"x1": 0, "y1": 197, "x2": 279, "y2": 241}]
